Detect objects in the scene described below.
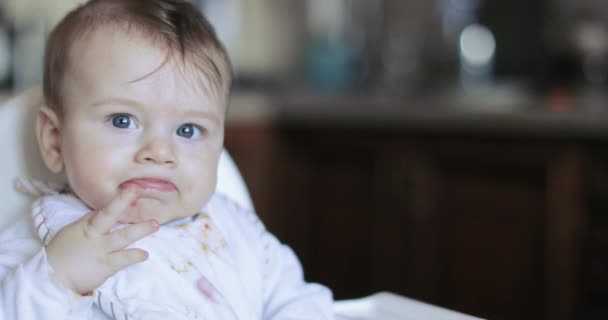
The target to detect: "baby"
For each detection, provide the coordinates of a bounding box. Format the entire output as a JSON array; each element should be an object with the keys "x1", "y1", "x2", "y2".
[{"x1": 0, "y1": 0, "x2": 333, "y2": 319}]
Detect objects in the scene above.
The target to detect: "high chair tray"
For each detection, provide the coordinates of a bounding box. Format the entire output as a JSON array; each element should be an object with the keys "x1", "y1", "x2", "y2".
[{"x1": 333, "y1": 292, "x2": 484, "y2": 320}]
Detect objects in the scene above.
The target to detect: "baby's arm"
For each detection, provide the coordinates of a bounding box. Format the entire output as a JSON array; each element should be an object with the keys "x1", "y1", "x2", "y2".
[
  {"x1": 223, "y1": 197, "x2": 334, "y2": 319},
  {"x1": 260, "y1": 231, "x2": 335, "y2": 319},
  {"x1": 0, "y1": 188, "x2": 158, "y2": 319},
  {"x1": 0, "y1": 227, "x2": 90, "y2": 319}
]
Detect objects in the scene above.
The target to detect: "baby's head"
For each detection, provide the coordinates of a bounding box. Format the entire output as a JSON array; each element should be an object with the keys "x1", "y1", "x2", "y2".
[{"x1": 36, "y1": 0, "x2": 232, "y2": 224}]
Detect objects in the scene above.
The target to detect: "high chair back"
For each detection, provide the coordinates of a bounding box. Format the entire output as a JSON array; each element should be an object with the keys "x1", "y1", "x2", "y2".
[{"x1": 0, "y1": 86, "x2": 253, "y2": 230}]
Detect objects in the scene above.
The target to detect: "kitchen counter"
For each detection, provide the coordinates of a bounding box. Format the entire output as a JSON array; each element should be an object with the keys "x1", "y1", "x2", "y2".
[{"x1": 227, "y1": 89, "x2": 608, "y2": 141}]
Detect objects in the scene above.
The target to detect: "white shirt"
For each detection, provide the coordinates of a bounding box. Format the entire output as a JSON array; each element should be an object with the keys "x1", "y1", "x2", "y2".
[{"x1": 0, "y1": 192, "x2": 334, "y2": 319}]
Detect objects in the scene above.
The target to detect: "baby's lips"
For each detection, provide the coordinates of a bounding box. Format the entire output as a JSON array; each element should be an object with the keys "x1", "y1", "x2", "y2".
[
  {"x1": 119, "y1": 183, "x2": 145, "y2": 199},
  {"x1": 120, "y1": 179, "x2": 177, "y2": 192}
]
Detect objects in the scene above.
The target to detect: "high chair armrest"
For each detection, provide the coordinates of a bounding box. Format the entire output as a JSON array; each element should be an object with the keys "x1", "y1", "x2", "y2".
[{"x1": 333, "y1": 292, "x2": 484, "y2": 320}]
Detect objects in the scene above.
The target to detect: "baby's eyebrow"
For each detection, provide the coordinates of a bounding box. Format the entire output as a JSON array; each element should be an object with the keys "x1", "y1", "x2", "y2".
[
  {"x1": 182, "y1": 110, "x2": 220, "y2": 125},
  {"x1": 90, "y1": 97, "x2": 143, "y2": 108}
]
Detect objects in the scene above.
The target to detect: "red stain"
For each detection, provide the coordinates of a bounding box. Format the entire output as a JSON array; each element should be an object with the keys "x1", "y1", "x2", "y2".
[{"x1": 196, "y1": 276, "x2": 219, "y2": 303}]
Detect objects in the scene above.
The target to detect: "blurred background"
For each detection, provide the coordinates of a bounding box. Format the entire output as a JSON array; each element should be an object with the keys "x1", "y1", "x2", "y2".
[{"x1": 2, "y1": 1, "x2": 608, "y2": 319}]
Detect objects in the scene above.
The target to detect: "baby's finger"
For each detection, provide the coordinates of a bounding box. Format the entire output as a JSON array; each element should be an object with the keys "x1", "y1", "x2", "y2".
[
  {"x1": 106, "y1": 248, "x2": 149, "y2": 274},
  {"x1": 107, "y1": 220, "x2": 159, "y2": 251},
  {"x1": 88, "y1": 187, "x2": 139, "y2": 234}
]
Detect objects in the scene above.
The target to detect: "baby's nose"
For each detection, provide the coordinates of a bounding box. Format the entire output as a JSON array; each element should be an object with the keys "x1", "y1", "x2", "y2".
[{"x1": 135, "y1": 135, "x2": 177, "y2": 166}]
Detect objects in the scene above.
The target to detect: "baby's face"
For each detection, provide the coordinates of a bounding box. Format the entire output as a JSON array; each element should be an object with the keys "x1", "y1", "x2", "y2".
[{"x1": 58, "y1": 27, "x2": 225, "y2": 224}]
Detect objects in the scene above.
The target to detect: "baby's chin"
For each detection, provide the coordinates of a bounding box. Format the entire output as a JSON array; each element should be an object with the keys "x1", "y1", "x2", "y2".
[{"x1": 116, "y1": 198, "x2": 194, "y2": 225}]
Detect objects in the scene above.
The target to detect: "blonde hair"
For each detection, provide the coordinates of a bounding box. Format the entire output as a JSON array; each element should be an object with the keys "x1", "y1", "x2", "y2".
[{"x1": 43, "y1": 0, "x2": 232, "y2": 115}]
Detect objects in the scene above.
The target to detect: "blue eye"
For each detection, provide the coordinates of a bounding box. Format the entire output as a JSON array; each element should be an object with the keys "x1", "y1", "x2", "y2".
[
  {"x1": 176, "y1": 124, "x2": 202, "y2": 139},
  {"x1": 110, "y1": 114, "x2": 136, "y2": 129}
]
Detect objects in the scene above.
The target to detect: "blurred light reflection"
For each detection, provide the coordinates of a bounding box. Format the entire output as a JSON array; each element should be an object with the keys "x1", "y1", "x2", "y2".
[{"x1": 459, "y1": 23, "x2": 495, "y2": 80}]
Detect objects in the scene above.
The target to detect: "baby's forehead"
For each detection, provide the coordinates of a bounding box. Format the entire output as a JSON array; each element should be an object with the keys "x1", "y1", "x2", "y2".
[
  {"x1": 65, "y1": 27, "x2": 224, "y2": 102},
  {"x1": 67, "y1": 26, "x2": 166, "y2": 71}
]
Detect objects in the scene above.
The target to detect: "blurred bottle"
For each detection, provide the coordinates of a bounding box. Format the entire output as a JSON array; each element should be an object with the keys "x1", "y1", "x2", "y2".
[
  {"x1": 573, "y1": 20, "x2": 608, "y2": 87},
  {"x1": 12, "y1": 19, "x2": 44, "y2": 91},
  {"x1": 0, "y1": 5, "x2": 14, "y2": 91},
  {"x1": 436, "y1": 0, "x2": 496, "y2": 87},
  {"x1": 458, "y1": 23, "x2": 496, "y2": 87},
  {"x1": 196, "y1": 0, "x2": 241, "y2": 72},
  {"x1": 571, "y1": 19, "x2": 608, "y2": 111},
  {"x1": 200, "y1": 0, "x2": 305, "y2": 89},
  {"x1": 373, "y1": 0, "x2": 443, "y2": 96},
  {"x1": 305, "y1": 0, "x2": 351, "y2": 92},
  {"x1": 546, "y1": 2, "x2": 608, "y2": 111},
  {"x1": 3, "y1": 0, "x2": 55, "y2": 92},
  {"x1": 304, "y1": 0, "x2": 382, "y2": 93}
]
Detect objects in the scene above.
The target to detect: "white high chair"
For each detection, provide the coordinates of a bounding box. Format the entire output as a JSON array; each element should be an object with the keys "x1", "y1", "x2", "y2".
[{"x1": 0, "y1": 87, "x2": 483, "y2": 320}]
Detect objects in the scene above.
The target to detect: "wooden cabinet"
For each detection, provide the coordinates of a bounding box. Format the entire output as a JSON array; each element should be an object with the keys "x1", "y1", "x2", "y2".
[
  {"x1": 580, "y1": 148, "x2": 608, "y2": 319},
  {"x1": 226, "y1": 119, "x2": 593, "y2": 320}
]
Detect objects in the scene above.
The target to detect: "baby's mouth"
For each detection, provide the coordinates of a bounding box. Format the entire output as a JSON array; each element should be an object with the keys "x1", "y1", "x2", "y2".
[{"x1": 119, "y1": 178, "x2": 177, "y2": 193}]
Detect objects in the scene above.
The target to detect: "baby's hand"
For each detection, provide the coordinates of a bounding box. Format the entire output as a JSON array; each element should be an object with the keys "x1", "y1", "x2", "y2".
[{"x1": 45, "y1": 187, "x2": 159, "y2": 295}]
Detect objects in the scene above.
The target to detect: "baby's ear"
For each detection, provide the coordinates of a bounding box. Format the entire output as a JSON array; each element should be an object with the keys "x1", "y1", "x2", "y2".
[{"x1": 36, "y1": 106, "x2": 63, "y2": 174}]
